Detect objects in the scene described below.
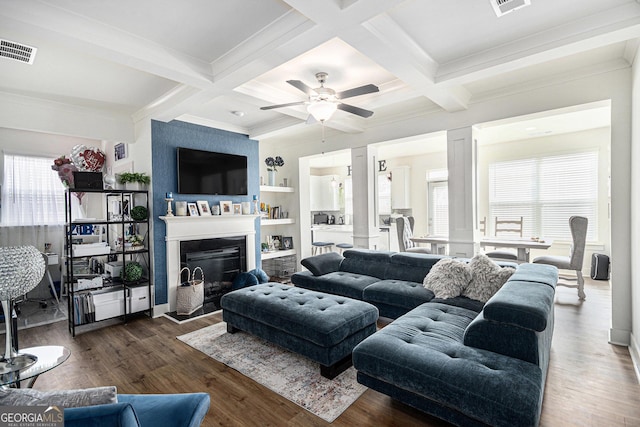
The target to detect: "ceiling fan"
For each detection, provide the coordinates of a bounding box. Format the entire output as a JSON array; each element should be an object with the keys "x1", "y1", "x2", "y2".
[{"x1": 260, "y1": 72, "x2": 379, "y2": 122}]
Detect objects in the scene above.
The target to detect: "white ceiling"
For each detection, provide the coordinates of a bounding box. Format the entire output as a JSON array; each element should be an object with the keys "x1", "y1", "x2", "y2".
[{"x1": 0, "y1": 0, "x2": 636, "y2": 144}]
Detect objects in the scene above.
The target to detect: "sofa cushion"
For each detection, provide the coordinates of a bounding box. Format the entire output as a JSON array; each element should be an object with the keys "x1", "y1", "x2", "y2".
[
  {"x1": 508, "y1": 263, "x2": 558, "y2": 289},
  {"x1": 387, "y1": 253, "x2": 449, "y2": 283},
  {"x1": 301, "y1": 252, "x2": 344, "y2": 276},
  {"x1": 462, "y1": 254, "x2": 515, "y2": 303},
  {"x1": 119, "y1": 393, "x2": 210, "y2": 427},
  {"x1": 293, "y1": 271, "x2": 380, "y2": 300},
  {"x1": 64, "y1": 403, "x2": 139, "y2": 427},
  {"x1": 483, "y1": 279, "x2": 555, "y2": 331},
  {"x1": 423, "y1": 258, "x2": 471, "y2": 299},
  {"x1": 363, "y1": 279, "x2": 435, "y2": 313},
  {"x1": 464, "y1": 310, "x2": 553, "y2": 366},
  {"x1": 0, "y1": 386, "x2": 118, "y2": 408},
  {"x1": 340, "y1": 249, "x2": 392, "y2": 279},
  {"x1": 430, "y1": 296, "x2": 485, "y2": 313}
]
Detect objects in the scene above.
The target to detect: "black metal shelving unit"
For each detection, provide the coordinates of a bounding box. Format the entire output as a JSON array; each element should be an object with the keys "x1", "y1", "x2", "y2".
[{"x1": 65, "y1": 188, "x2": 152, "y2": 336}]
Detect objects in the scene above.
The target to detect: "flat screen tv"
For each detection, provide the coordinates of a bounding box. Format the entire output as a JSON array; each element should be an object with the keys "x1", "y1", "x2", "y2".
[{"x1": 177, "y1": 147, "x2": 248, "y2": 195}]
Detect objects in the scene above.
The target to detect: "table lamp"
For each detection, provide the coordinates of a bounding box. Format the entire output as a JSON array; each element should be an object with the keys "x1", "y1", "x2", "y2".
[{"x1": 0, "y1": 246, "x2": 46, "y2": 373}]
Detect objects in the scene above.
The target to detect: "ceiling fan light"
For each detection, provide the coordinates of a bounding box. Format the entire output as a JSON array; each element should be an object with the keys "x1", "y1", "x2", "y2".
[{"x1": 307, "y1": 100, "x2": 337, "y2": 122}]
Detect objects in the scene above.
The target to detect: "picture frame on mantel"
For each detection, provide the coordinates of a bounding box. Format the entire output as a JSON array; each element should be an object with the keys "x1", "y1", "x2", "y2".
[
  {"x1": 220, "y1": 200, "x2": 232, "y2": 215},
  {"x1": 187, "y1": 203, "x2": 199, "y2": 216},
  {"x1": 197, "y1": 200, "x2": 211, "y2": 216}
]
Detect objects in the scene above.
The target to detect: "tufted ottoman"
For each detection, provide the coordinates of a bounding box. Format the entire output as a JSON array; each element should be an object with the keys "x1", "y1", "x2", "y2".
[{"x1": 221, "y1": 283, "x2": 379, "y2": 379}]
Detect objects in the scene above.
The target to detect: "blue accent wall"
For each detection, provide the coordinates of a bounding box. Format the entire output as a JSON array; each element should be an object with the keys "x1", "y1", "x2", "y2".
[{"x1": 151, "y1": 120, "x2": 260, "y2": 306}]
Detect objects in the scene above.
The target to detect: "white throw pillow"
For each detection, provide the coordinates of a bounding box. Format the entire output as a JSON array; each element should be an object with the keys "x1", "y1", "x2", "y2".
[
  {"x1": 0, "y1": 386, "x2": 117, "y2": 408},
  {"x1": 463, "y1": 253, "x2": 515, "y2": 303},
  {"x1": 423, "y1": 258, "x2": 471, "y2": 299}
]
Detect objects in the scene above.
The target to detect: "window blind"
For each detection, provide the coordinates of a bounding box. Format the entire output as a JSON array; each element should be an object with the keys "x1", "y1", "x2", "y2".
[
  {"x1": 2, "y1": 153, "x2": 66, "y2": 225},
  {"x1": 488, "y1": 151, "x2": 598, "y2": 241}
]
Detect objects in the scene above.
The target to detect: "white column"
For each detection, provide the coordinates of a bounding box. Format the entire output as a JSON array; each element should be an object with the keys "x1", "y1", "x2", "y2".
[
  {"x1": 447, "y1": 127, "x2": 478, "y2": 257},
  {"x1": 351, "y1": 146, "x2": 380, "y2": 249}
]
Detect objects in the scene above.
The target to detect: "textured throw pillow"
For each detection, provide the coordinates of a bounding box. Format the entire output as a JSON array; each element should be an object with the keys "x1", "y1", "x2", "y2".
[
  {"x1": 232, "y1": 272, "x2": 259, "y2": 290},
  {"x1": 0, "y1": 386, "x2": 117, "y2": 408},
  {"x1": 463, "y1": 253, "x2": 516, "y2": 303},
  {"x1": 423, "y1": 258, "x2": 471, "y2": 299},
  {"x1": 248, "y1": 268, "x2": 270, "y2": 284}
]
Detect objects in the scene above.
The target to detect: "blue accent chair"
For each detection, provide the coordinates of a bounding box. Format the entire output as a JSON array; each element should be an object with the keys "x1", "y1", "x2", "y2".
[{"x1": 64, "y1": 393, "x2": 210, "y2": 427}]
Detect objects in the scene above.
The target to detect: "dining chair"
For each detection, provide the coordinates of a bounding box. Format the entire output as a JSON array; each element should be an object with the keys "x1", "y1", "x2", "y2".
[
  {"x1": 396, "y1": 216, "x2": 431, "y2": 254},
  {"x1": 485, "y1": 216, "x2": 524, "y2": 261},
  {"x1": 479, "y1": 216, "x2": 487, "y2": 236},
  {"x1": 533, "y1": 215, "x2": 588, "y2": 300}
]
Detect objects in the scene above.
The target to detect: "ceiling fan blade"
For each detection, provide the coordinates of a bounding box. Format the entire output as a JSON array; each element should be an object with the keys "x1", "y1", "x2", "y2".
[
  {"x1": 336, "y1": 84, "x2": 379, "y2": 100},
  {"x1": 337, "y1": 103, "x2": 374, "y2": 118},
  {"x1": 287, "y1": 80, "x2": 315, "y2": 95},
  {"x1": 260, "y1": 101, "x2": 306, "y2": 110}
]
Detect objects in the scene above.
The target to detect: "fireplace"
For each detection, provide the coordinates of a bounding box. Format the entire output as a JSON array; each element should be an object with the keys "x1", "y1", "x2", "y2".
[
  {"x1": 180, "y1": 236, "x2": 246, "y2": 309},
  {"x1": 160, "y1": 214, "x2": 257, "y2": 315}
]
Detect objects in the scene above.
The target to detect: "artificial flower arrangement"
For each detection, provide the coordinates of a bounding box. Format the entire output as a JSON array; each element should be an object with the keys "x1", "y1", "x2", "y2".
[{"x1": 264, "y1": 156, "x2": 284, "y2": 172}]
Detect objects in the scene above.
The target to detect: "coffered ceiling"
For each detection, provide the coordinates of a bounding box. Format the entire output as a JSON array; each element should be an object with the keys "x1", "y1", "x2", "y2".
[{"x1": 0, "y1": 0, "x2": 638, "y2": 143}]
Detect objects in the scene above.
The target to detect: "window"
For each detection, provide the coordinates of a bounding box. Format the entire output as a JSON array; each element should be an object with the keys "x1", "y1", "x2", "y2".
[
  {"x1": 1, "y1": 153, "x2": 66, "y2": 225},
  {"x1": 377, "y1": 173, "x2": 391, "y2": 215},
  {"x1": 488, "y1": 151, "x2": 598, "y2": 241},
  {"x1": 344, "y1": 177, "x2": 353, "y2": 217},
  {"x1": 427, "y1": 170, "x2": 448, "y2": 236}
]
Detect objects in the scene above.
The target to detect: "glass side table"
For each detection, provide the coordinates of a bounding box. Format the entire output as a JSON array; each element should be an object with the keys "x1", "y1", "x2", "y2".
[{"x1": 0, "y1": 346, "x2": 70, "y2": 388}]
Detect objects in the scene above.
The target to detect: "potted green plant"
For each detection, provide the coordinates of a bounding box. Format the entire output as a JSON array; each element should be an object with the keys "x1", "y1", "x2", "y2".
[{"x1": 117, "y1": 172, "x2": 151, "y2": 190}]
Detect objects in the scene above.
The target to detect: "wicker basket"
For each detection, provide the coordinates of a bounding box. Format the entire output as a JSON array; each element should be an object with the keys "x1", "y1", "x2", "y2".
[{"x1": 176, "y1": 266, "x2": 204, "y2": 315}]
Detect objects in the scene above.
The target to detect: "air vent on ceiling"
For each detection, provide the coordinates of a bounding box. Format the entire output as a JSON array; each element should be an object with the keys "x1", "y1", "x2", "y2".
[
  {"x1": 490, "y1": 0, "x2": 531, "y2": 17},
  {"x1": 0, "y1": 39, "x2": 37, "y2": 64}
]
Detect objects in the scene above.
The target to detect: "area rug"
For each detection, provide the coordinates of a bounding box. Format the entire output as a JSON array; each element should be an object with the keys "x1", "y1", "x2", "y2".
[{"x1": 177, "y1": 322, "x2": 368, "y2": 422}]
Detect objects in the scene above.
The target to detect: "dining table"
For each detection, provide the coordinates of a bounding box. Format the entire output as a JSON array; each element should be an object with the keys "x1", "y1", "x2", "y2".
[
  {"x1": 410, "y1": 236, "x2": 553, "y2": 262},
  {"x1": 479, "y1": 237, "x2": 553, "y2": 262}
]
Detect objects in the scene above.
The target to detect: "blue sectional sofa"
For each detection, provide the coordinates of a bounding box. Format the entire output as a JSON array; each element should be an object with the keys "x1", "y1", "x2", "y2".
[{"x1": 291, "y1": 249, "x2": 558, "y2": 426}]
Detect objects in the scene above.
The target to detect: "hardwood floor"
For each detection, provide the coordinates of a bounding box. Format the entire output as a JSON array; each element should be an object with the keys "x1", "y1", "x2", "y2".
[{"x1": 17, "y1": 277, "x2": 640, "y2": 426}]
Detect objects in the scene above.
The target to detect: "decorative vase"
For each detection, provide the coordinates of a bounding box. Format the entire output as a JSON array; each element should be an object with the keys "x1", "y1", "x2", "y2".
[
  {"x1": 125, "y1": 182, "x2": 144, "y2": 191},
  {"x1": 268, "y1": 170, "x2": 276, "y2": 186}
]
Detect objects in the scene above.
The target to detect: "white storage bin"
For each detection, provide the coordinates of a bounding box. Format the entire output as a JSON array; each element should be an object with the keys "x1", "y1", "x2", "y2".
[
  {"x1": 73, "y1": 243, "x2": 111, "y2": 257},
  {"x1": 127, "y1": 286, "x2": 150, "y2": 313},
  {"x1": 92, "y1": 289, "x2": 125, "y2": 321},
  {"x1": 105, "y1": 261, "x2": 123, "y2": 277}
]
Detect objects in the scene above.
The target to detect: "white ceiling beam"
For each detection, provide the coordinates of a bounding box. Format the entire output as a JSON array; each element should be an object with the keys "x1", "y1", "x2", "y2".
[
  {"x1": 0, "y1": 1, "x2": 213, "y2": 88},
  {"x1": 249, "y1": 116, "x2": 310, "y2": 140},
  {"x1": 437, "y1": 4, "x2": 640, "y2": 85},
  {"x1": 360, "y1": 15, "x2": 470, "y2": 111},
  {"x1": 280, "y1": 0, "x2": 470, "y2": 112}
]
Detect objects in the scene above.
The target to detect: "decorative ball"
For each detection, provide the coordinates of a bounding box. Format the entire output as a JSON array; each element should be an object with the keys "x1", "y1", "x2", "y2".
[
  {"x1": 130, "y1": 206, "x2": 148, "y2": 221},
  {"x1": 122, "y1": 262, "x2": 143, "y2": 282}
]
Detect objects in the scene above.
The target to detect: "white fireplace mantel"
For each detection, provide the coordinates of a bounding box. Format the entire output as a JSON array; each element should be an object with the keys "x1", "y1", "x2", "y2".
[{"x1": 160, "y1": 215, "x2": 259, "y2": 313}]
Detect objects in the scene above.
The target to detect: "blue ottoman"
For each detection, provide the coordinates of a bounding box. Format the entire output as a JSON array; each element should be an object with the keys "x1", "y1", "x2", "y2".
[{"x1": 221, "y1": 283, "x2": 379, "y2": 379}]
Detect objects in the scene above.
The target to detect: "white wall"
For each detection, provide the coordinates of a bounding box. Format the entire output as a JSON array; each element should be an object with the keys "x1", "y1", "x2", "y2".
[{"x1": 630, "y1": 47, "x2": 640, "y2": 379}]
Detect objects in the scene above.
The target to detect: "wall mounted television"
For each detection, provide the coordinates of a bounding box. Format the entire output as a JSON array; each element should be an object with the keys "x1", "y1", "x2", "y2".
[{"x1": 177, "y1": 147, "x2": 248, "y2": 195}]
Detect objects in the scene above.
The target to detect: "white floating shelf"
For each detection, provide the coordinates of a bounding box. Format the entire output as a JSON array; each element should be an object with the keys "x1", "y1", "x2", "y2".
[
  {"x1": 261, "y1": 249, "x2": 296, "y2": 260},
  {"x1": 261, "y1": 218, "x2": 295, "y2": 225},
  {"x1": 260, "y1": 185, "x2": 294, "y2": 193}
]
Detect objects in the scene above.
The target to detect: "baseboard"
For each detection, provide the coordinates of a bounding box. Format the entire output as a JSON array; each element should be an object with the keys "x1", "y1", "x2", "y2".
[
  {"x1": 609, "y1": 327, "x2": 631, "y2": 346},
  {"x1": 152, "y1": 303, "x2": 170, "y2": 318},
  {"x1": 629, "y1": 333, "x2": 640, "y2": 384}
]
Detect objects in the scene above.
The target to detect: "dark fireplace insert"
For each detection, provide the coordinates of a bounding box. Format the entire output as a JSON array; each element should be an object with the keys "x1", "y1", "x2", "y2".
[{"x1": 180, "y1": 236, "x2": 246, "y2": 311}]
